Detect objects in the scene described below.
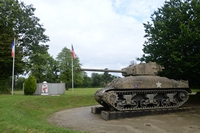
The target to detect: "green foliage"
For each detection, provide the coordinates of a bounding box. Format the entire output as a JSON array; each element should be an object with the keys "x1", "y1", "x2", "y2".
[
  {"x1": 0, "y1": 0, "x2": 49, "y2": 93},
  {"x1": 90, "y1": 72, "x2": 117, "y2": 87},
  {"x1": 0, "y1": 79, "x2": 10, "y2": 94},
  {"x1": 82, "y1": 75, "x2": 92, "y2": 87},
  {"x1": 138, "y1": 0, "x2": 200, "y2": 88},
  {"x1": 0, "y1": 88, "x2": 97, "y2": 132},
  {"x1": 15, "y1": 76, "x2": 26, "y2": 90},
  {"x1": 75, "y1": 72, "x2": 92, "y2": 87},
  {"x1": 0, "y1": 0, "x2": 24, "y2": 88},
  {"x1": 91, "y1": 73, "x2": 103, "y2": 87},
  {"x1": 102, "y1": 71, "x2": 116, "y2": 85},
  {"x1": 191, "y1": 88, "x2": 200, "y2": 92},
  {"x1": 24, "y1": 75, "x2": 37, "y2": 95},
  {"x1": 56, "y1": 47, "x2": 82, "y2": 88},
  {"x1": 27, "y1": 52, "x2": 58, "y2": 83}
]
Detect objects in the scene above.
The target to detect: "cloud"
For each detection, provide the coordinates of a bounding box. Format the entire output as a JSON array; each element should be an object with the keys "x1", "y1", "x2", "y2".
[{"x1": 23, "y1": 0, "x2": 166, "y2": 75}]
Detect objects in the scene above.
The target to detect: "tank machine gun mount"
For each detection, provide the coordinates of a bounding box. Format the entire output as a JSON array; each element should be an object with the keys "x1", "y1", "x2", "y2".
[{"x1": 79, "y1": 62, "x2": 191, "y2": 111}]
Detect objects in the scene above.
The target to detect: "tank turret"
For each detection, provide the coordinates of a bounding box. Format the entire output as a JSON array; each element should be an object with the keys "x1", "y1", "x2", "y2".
[{"x1": 79, "y1": 62, "x2": 191, "y2": 111}]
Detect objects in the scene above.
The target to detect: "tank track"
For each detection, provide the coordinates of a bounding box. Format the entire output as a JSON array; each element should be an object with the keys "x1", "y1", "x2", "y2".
[{"x1": 101, "y1": 89, "x2": 189, "y2": 111}]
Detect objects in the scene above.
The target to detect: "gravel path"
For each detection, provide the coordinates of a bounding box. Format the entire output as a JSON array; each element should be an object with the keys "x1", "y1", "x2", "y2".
[{"x1": 48, "y1": 104, "x2": 200, "y2": 133}]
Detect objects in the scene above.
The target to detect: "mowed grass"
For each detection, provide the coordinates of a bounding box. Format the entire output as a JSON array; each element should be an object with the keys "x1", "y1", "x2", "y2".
[
  {"x1": 0, "y1": 88, "x2": 99, "y2": 133},
  {"x1": 0, "y1": 88, "x2": 199, "y2": 133},
  {"x1": 191, "y1": 88, "x2": 200, "y2": 92}
]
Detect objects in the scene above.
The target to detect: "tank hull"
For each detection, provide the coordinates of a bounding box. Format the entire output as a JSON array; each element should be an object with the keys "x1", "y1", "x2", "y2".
[{"x1": 94, "y1": 76, "x2": 190, "y2": 111}]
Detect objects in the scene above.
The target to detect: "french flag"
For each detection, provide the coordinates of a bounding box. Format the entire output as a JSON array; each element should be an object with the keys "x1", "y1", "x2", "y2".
[{"x1": 11, "y1": 41, "x2": 15, "y2": 58}]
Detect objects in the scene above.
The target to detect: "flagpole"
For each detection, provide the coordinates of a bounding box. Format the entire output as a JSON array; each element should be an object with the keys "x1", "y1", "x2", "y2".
[
  {"x1": 71, "y1": 44, "x2": 75, "y2": 94},
  {"x1": 72, "y1": 56, "x2": 74, "y2": 94},
  {"x1": 71, "y1": 44, "x2": 76, "y2": 94},
  {"x1": 11, "y1": 38, "x2": 15, "y2": 95}
]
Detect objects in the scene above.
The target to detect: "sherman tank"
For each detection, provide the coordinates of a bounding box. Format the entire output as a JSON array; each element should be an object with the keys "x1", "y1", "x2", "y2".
[{"x1": 79, "y1": 62, "x2": 191, "y2": 111}]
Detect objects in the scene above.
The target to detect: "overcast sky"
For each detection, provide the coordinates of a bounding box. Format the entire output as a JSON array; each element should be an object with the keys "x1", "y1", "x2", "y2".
[{"x1": 23, "y1": 0, "x2": 166, "y2": 75}]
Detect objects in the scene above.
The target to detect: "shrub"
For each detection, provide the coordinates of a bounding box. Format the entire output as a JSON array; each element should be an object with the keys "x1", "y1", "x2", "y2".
[{"x1": 24, "y1": 75, "x2": 37, "y2": 95}]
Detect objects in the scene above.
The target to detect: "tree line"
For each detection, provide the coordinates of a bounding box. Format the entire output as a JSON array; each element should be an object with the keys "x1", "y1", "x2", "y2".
[
  {"x1": 14, "y1": 47, "x2": 119, "y2": 90},
  {"x1": 15, "y1": 70, "x2": 118, "y2": 90}
]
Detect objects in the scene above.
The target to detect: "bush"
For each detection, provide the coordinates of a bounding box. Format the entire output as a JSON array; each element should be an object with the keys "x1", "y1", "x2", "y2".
[{"x1": 24, "y1": 75, "x2": 37, "y2": 95}]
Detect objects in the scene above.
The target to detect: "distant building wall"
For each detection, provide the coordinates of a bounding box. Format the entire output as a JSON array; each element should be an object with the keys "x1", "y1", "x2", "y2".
[{"x1": 34, "y1": 83, "x2": 65, "y2": 95}]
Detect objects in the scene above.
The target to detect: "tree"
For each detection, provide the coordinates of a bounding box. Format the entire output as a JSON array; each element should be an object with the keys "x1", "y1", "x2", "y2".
[
  {"x1": 76, "y1": 72, "x2": 92, "y2": 87},
  {"x1": 138, "y1": 0, "x2": 200, "y2": 88},
  {"x1": 102, "y1": 71, "x2": 116, "y2": 86},
  {"x1": 91, "y1": 73, "x2": 103, "y2": 87},
  {"x1": 24, "y1": 75, "x2": 37, "y2": 95},
  {"x1": 15, "y1": 76, "x2": 26, "y2": 90},
  {"x1": 56, "y1": 47, "x2": 82, "y2": 89},
  {"x1": 0, "y1": 0, "x2": 49, "y2": 93},
  {"x1": 27, "y1": 52, "x2": 58, "y2": 83},
  {"x1": 44, "y1": 56, "x2": 59, "y2": 83}
]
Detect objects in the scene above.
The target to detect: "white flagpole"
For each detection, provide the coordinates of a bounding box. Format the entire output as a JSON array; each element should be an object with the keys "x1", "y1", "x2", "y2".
[
  {"x1": 72, "y1": 56, "x2": 74, "y2": 94},
  {"x1": 71, "y1": 44, "x2": 75, "y2": 94},
  {"x1": 11, "y1": 38, "x2": 15, "y2": 95}
]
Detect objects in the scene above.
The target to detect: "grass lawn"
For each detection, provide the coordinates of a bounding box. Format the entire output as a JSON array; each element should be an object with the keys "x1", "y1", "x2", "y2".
[
  {"x1": 0, "y1": 88, "x2": 99, "y2": 133},
  {"x1": 191, "y1": 88, "x2": 200, "y2": 92},
  {"x1": 1, "y1": 88, "x2": 199, "y2": 133}
]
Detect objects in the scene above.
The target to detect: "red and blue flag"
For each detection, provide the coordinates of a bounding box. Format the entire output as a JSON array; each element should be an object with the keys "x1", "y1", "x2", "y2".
[
  {"x1": 11, "y1": 41, "x2": 15, "y2": 58},
  {"x1": 71, "y1": 45, "x2": 76, "y2": 59}
]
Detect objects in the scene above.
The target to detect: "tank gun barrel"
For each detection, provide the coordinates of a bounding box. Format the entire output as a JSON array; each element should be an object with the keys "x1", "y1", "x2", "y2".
[
  {"x1": 77, "y1": 62, "x2": 165, "y2": 77},
  {"x1": 78, "y1": 68, "x2": 123, "y2": 73}
]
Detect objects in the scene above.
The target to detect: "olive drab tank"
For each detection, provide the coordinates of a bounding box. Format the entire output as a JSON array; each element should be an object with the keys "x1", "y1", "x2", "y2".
[{"x1": 79, "y1": 62, "x2": 191, "y2": 111}]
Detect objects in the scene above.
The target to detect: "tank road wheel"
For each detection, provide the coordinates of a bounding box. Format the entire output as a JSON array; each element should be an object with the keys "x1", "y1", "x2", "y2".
[
  {"x1": 140, "y1": 99, "x2": 148, "y2": 108},
  {"x1": 131, "y1": 99, "x2": 138, "y2": 108},
  {"x1": 153, "y1": 99, "x2": 160, "y2": 107},
  {"x1": 116, "y1": 100, "x2": 126, "y2": 109},
  {"x1": 106, "y1": 91, "x2": 118, "y2": 105},
  {"x1": 173, "y1": 98, "x2": 179, "y2": 105},
  {"x1": 178, "y1": 92, "x2": 188, "y2": 101},
  {"x1": 161, "y1": 99, "x2": 170, "y2": 107}
]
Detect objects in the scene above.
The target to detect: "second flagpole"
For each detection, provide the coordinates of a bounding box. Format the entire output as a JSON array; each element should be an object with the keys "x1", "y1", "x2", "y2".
[
  {"x1": 72, "y1": 55, "x2": 74, "y2": 94},
  {"x1": 11, "y1": 38, "x2": 15, "y2": 95}
]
